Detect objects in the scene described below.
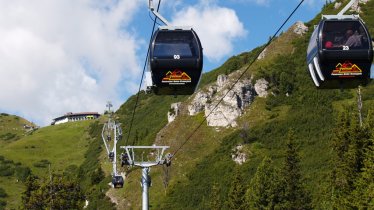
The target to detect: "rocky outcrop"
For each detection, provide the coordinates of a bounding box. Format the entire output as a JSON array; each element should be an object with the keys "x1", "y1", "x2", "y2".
[
  {"x1": 334, "y1": 2, "x2": 342, "y2": 9},
  {"x1": 189, "y1": 74, "x2": 257, "y2": 127},
  {"x1": 231, "y1": 144, "x2": 247, "y2": 165},
  {"x1": 254, "y1": 78, "x2": 269, "y2": 98},
  {"x1": 217, "y1": 74, "x2": 228, "y2": 89},
  {"x1": 258, "y1": 47, "x2": 267, "y2": 60},
  {"x1": 293, "y1": 21, "x2": 308, "y2": 35},
  {"x1": 207, "y1": 78, "x2": 255, "y2": 127},
  {"x1": 168, "y1": 102, "x2": 182, "y2": 123},
  {"x1": 188, "y1": 92, "x2": 210, "y2": 116},
  {"x1": 205, "y1": 103, "x2": 242, "y2": 127},
  {"x1": 351, "y1": 0, "x2": 369, "y2": 13}
]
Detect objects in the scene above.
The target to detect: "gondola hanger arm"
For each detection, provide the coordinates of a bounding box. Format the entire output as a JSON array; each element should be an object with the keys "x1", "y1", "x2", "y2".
[
  {"x1": 337, "y1": 0, "x2": 357, "y2": 16},
  {"x1": 149, "y1": 0, "x2": 171, "y2": 26}
]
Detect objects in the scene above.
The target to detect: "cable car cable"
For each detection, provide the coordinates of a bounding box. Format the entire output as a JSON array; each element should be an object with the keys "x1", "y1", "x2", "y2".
[
  {"x1": 171, "y1": 0, "x2": 305, "y2": 159},
  {"x1": 125, "y1": 0, "x2": 163, "y2": 146},
  {"x1": 148, "y1": 11, "x2": 162, "y2": 26}
]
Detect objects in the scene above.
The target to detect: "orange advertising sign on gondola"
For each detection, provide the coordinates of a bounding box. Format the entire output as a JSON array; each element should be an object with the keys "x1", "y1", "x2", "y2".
[
  {"x1": 162, "y1": 69, "x2": 192, "y2": 85},
  {"x1": 331, "y1": 61, "x2": 363, "y2": 77}
]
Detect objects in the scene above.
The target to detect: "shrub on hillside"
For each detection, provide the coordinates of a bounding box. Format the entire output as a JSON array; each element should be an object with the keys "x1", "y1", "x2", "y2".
[
  {"x1": 0, "y1": 188, "x2": 7, "y2": 198},
  {"x1": 33, "y1": 159, "x2": 51, "y2": 168},
  {"x1": 0, "y1": 133, "x2": 17, "y2": 141},
  {"x1": 91, "y1": 167, "x2": 105, "y2": 185},
  {"x1": 0, "y1": 200, "x2": 6, "y2": 210},
  {"x1": 15, "y1": 166, "x2": 31, "y2": 182},
  {"x1": 0, "y1": 165, "x2": 14, "y2": 177},
  {"x1": 2, "y1": 159, "x2": 13, "y2": 164},
  {"x1": 63, "y1": 164, "x2": 79, "y2": 179}
]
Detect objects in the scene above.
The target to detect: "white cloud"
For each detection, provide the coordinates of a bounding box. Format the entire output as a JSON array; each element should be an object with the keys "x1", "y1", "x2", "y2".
[
  {"x1": 170, "y1": 2, "x2": 247, "y2": 61},
  {"x1": 0, "y1": 0, "x2": 142, "y2": 126}
]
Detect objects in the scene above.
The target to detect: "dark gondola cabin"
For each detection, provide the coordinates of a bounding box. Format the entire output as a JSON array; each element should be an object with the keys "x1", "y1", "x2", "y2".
[
  {"x1": 112, "y1": 176, "x2": 124, "y2": 188},
  {"x1": 307, "y1": 15, "x2": 373, "y2": 88},
  {"x1": 149, "y1": 28, "x2": 203, "y2": 95},
  {"x1": 121, "y1": 153, "x2": 130, "y2": 167},
  {"x1": 109, "y1": 152, "x2": 114, "y2": 162}
]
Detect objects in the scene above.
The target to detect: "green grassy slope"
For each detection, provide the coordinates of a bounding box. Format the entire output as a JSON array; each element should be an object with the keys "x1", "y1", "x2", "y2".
[
  {"x1": 0, "y1": 121, "x2": 92, "y2": 177},
  {"x1": 0, "y1": 113, "x2": 36, "y2": 146},
  {"x1": 0, "y1": 120, "x2": 95, "y2": 209}
]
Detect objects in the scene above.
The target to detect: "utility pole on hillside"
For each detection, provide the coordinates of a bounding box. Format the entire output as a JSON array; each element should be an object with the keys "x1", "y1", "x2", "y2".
[
  {"x1": 120, "y1": 146, "x2": 172, "y2": 210},
  {"x1": 102, "y1": 102, "x2": 125, "y2": 188},
  {"x1": 106, "y1": 101, "x2": 113, "y2": 114}
]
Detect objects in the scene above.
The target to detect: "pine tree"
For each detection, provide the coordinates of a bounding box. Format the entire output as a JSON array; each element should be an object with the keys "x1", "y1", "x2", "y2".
[
  {"x1": 22, "y1": 175, "x2": 44, "y2": 210},
  {"x1": 21, "y1": 173, "x2": 84, "y2": 209},
  {"x1": 352, "y1": 143, "x2": 374, "y2": 208},
  {"x1": 47, "y1": 174, "x2": 84, "y2": 209},
  {"x1": 91, "y1": 166, "x2": 105, "y2": 184},
  {"x1": 246, "y1": 156, "x2": 283, "y2": 209},
  {"x1": 330, "y1": 108, "x2": 372, "y2": 208},
  {"x1": 352, "y1": 111, "x2": 374, "y2": 208},
  {"x1": 226, "y1": 167, "x2": 247, "y2": 210},
  {"x1": 278, "y1": 130, "x2": 312, "y2": 210}
]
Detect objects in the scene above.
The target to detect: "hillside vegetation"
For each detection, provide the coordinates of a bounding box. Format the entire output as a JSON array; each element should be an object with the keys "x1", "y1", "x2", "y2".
[
  {"x1": 107, "y1": 0, "x2": 374, "y2": 209},
  {"x1": 0, "y1": 0, "x2": 373, "y2": 209},
  {"x1": 0, "y1": 121, "x2": 101, "y2": 209},
  {"x1": 0, "y1": 113, "x2": 36, "y2": 145}
]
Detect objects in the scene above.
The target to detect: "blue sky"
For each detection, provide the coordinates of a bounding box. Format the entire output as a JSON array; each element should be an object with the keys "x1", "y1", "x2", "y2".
[{"x1": 0, "y1": 0, "x2": 327, "y2": 126}]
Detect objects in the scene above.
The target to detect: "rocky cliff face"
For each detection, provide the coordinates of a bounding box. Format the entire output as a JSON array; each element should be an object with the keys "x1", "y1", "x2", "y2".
[
  {"x1": 254, "y1": 78, "x2": 269, "y2": 98},
  {"x1": 168, "y1": 102, "x2": 182, "y2": 123},
  {"x1": 351, "y1": 0, "x2": 369, "y2": 13},
  {"x1": 257, "y1": 48, "x2": 267, "y2": 60},
  {"x1": 334, "y1": 0, "x2": 369, "y2": 13},
  {"x1": 187, "y1": 73, "x2": 268, "y2": 127},
  {"x1": 231, "y1": 144, "x2": 247, "y2": 165},
  {"x1": 293, "y1": 21, "x2": 308, "y2": 35}
]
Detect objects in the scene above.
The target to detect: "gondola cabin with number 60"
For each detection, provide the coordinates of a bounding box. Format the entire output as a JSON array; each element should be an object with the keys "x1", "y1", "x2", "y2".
[{"x1": 306, "y1": 15, "x2": 373, "y2": 89}]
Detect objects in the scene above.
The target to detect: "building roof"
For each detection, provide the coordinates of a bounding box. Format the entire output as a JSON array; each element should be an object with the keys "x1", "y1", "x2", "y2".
[{"x1": 53, "y1": 112, "x2": 100, "y2": 121}]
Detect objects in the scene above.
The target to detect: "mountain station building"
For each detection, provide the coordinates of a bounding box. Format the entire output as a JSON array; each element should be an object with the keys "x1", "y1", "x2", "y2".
[{"x1": 51, "y1": 112, "x2": 100, "y2": 125}]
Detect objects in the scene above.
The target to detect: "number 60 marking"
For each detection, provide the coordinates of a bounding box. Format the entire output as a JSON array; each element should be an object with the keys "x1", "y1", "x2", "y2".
[{"x1": 174, "y1": 55, "x2": 180, "y2": 59}]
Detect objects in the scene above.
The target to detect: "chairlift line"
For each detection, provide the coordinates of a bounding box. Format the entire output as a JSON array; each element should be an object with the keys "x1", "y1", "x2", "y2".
[
  {"x1": 101, "y1": 123, "x2": 111, "y2": 155},
  {"x1": 119, "y1": 145, "x2": 172, "y2": 210},
  {"x1": 101, "y1": 102, "x2": 125, "y2": 188}
]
